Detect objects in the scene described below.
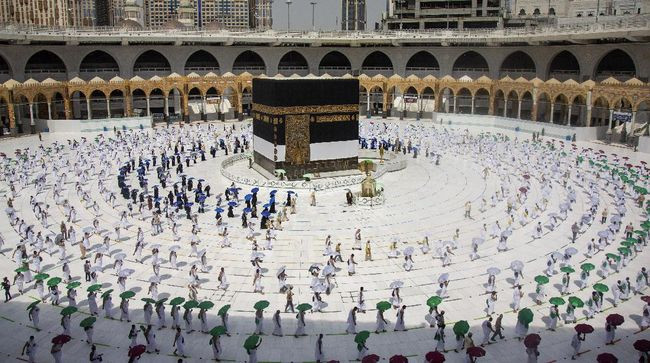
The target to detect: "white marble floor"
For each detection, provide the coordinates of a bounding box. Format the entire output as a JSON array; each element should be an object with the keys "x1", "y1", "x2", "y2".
[{"x1": 0, "y1": 119, "x2": 648, "y2": 363}]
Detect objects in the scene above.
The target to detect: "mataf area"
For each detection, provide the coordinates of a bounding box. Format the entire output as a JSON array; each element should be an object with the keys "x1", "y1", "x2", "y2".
[{"x1": 0, "y1": 117, "x2": 648, "y2": 363}]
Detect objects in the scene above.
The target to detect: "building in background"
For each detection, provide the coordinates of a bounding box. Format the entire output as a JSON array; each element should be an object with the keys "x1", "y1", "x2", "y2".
[
  {"x1": 382, "y1": 0, "x2": 506, "y2": 30},
  {"x1": 341, "y1": 0, "x2": 366, "y2": 30},
  {"x1": 513, "y1": 0, "x2": 646, "y2": 18},
  {"x1": 249, "y1": 0, "x2": 272, "y2": 30}
]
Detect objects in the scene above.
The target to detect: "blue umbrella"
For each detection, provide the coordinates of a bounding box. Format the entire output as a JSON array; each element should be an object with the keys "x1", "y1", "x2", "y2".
[
  {"x1": 214, "y1": 208, "x2": 224, "y2": 213},
  {"x1": 244, "y1": 194, "x2": 253, "y2": 201},
  {"x1": 228, "y1": 187, "x2": 238, "y2": 193},
  {"x1": 287, "y1": 191, "x2": 295, "y2": 194},
  {"x1": 243, "y1": 207, "x2": 252, "y2": 213},
  {"x1": 198, "y1": 179, "x2": 205, "y2": 182},
  {"x1": 228, "y1": 201, "x2": 237, "y2": 207},
  {"x1": 270, "y1": 190, "x2": 277, "y2": 195},
  {"x1": 263, "y1": 203, "x2": 271, "y2": 209},
  {"x1": 251, "y1": 187, "x2": 259, "y2": 193},
  {"x1": 188, "y1": 177, "x2": 195, "y2": 180},
  {"x1": 154, "y1": 197, "x2": 161, "y2": 202},
  {"x1": 175, "y1": 201, "x2": 183, "y2": 207},
  {"x1": 185, "y1": 202, "x2": 194, "y2": 207},
  {"x1": 261, "y1": 211, "x2": 271, "y2": 218}
]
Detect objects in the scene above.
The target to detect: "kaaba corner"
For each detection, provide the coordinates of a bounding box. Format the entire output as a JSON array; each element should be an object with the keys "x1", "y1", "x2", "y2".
[{"x1": 251, "y1": 78, "x2": 360, "y2": 180}]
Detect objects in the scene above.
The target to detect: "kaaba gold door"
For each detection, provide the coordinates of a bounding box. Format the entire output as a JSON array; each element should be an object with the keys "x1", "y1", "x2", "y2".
[{"x1": 285, "y1": 114, "x2": 310, "y2": 165}]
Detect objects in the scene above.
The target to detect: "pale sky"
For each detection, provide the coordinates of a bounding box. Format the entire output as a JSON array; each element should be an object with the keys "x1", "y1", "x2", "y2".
[{"x1": 271, "y1": 0, "x2": 386, "y2": 31}]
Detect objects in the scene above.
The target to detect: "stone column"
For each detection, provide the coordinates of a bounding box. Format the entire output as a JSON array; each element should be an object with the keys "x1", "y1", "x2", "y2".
[
  {"x1": 549, "y1": 103, "x2": 554, "y2": 123},
  {"x1": 125, "y1": 91, "x2": 133, "y2": 117},
  {"x1": 382, "y1": 90, "x2": 388, "y2": 119},
  {"x1": 106, "y1": 98, "x2": 111, "y2": 118},
  {"x1": 47, "y1": 101, "x2": 52, "y2": 120},
  {"x1": 503, "y1": 98, "x2": 507, "y2": 117},
  {"x1": 202, "y1": 96, "x2": 207, "y2": 121},
  {"x1": 7, "y1": 100, "x2": 16, "y2": 135},
  {"x1": 471, "y1": 95, "x2": 475, "y2": 115},
  {"x1": 86, "y1": 98, "x2": 91, "y2": 120},
  {"x1": 29, "y1": 102, "x2": 34, "y2": 125},
  {"x1": 566, "y1": 104, "x2": 572, "y2": 125},
  {"x1": 586, "y1": 104, "x2": 592, "y2": 127},
  {"x1": 64, "y1": 92, "x2": 71, "y2": 120},
  {"x1": 608, "y1": 108, "x2": 614, "y2": 129},
  {"x1": 517, "y1": 100, "x2": 522, "y2": 119},
  {"x1": 146, "y1": 96, "x2": 151, "y2": 116},
  {"x1": 531, "y1": 101, "x2": 538, "y2": 122},
  {"x1": 164, "y1": 95, "x2": 169, "y2": 117},
  {"x1": 366, "y1": 92, "x2": 370, "y2": 118},
  {"x1": 182, "y1": 93, "x2": 189, "y2": 122},
  {"x1": 630, "y1": 110, "x2": 637, "y2": 137},
  {"x1": 488, "y1": 94, "x2": 494, "y2": 115},
  {"x1": 453, "y1": 96, "x2": 457, "y2": 113}
]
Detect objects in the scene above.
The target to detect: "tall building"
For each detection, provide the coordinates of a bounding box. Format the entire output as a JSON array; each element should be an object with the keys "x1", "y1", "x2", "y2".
[
  {"x1": 514, "y1": 0, "x2": 646, "y2": 17},
  {"x1": 382, "y1": 0, "x2": 505, "y2": 30},
  {"x1": 248, "y1": 0, "x2": 272, "y2": 30},
  {"x1": 341, "y1": 0, "x2": 366, "y2": 30},
  {"x1": 0, "y1": 0, "x2": 75, "y2": 27}
]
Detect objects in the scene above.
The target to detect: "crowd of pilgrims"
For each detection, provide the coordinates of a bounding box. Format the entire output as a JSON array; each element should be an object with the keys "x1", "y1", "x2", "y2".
[{"x1": 0, "y1": 119, "x2": 648, "y2": 362}]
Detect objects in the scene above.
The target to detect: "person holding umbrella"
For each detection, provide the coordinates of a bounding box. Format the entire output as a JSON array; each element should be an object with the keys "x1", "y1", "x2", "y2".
[
  {"x1": 570, "y1": 330, "x2": 586, "y2": 359},
  {"x1": 209, "y1": 326, "x2": 224, "y2": 360},
  {"x1": 605, "y1": 319, "x2": 618, "y2": 345},
  {"x1": 355, "y1": 331, "x2": 369, "y2": 360},
  {"x1": 375, "y1": 301, "x2": 390, "y2": 333},
  {"x1": 51, "y1": 340, "x2": 63, "y2": 363},
  {"x1": 120, "y1": 293, "x2": 131, "y2": 322},
  {"x1": 548, "y1": 304, "x2": 560, "y2": 331},
  {"x1": 81, "y1": 317, "x2": 96, "y2": 344},
  {"x1": 245, "y1": 334, "x2": 262, "y2": 363},
  {"x1": 254, "y1": 303, "x2": 265, "y2": 334},
  {"x1": 27, "y1": 301, "x2": 40, "y2": 331},
  {"x1": 183, "y1": 301, "x2": 195, "y2": 333}
]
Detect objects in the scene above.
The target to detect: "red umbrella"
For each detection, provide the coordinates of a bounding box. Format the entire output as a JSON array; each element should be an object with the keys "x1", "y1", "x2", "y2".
[
  {"x1": 596, "y1": 353, "x2": 618, "y2": 363},
  {"x1": 128, "y1": 344, "x2": 146, "y2": 358},
  {"x1": 519, "y1": 187, "x2": 528, "y2": 193},
  {"x1": 641, "y1": 296, "x2": 650, "y2": 304},
  {"x1": 51, "y1": 335, "x2": 71, "y2": 345},
  {"x1": 641, "y1": 161, "x2": 647, "y2": 165},
  {"x1": 389, "y1": 355, "x2": 408, "y2": 363},
  {"x1": 327, "y1": 361, "x2": 341, "y2": 363},
  {"x1": 523, "y1": 175, "x2": 530, "y2": 180},
  {"x1": 362, "y1": 354, "x2": 381, "y2": 363},
  {"x1": 606, "y1": 313, "x2": 624, "y2": 326},
  {"x1": 623, "y1": 156, "x2": 630, "y2": 160},
  {"x1": 634, "y1": 339, "x2": 650, "y2": 353},
  {"x1": 425, "y1": 351, "x2": 446, "y2": 363},
  {"x1": 467, "y1": 346, "x2": 486, "y2": 357},
  {"x1": 523, "y1": 333, "x2": 541, "y2": 348},
  {"x1": 574, "y1": 323, "x2": 594, "y2": 334}
]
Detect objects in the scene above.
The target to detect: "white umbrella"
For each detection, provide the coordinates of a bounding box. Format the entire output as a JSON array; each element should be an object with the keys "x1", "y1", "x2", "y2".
[
  {"x1": 82, "y1": 226, "x2": 94, "y2": 234},
  {"x1": 148, "y1": 276, "x2": 160, "y2": 283},
  {"x1": 487, "y1": 267, "x2": 501, "y2": 276},
  {"x1": 559, "y1": 203, "x2": 570, "y2": 211},
  {"x1": 251, "y1": 251, "x2": 265, "y2": 259},
  {"x1": 390, "y1": 236, "x2": 401, "y2": 244},
  {"x1": 322, "y1": 265, "x2": 335, "y2": 276},
  {"x1": 197, "y1": 249, "x2": 206, "y2": 257},
  {"x1": 597, "y1": 230, "x2": 609, "y2": 238},
  {"x1": 510, "y1": 260, "x2": 524, "y2": 271},
  {"x1": 168, "y1": 245, "x2": 181, "y2": 252},
  {"x1": 113, "y1": 253, "x2": 126, "y2": 261},
  {"x1": 438, "y1": 273, "x2": 449, "y2": 283},
  {"x1": 548, "y1": 212, "x2": 560, "y2": 218},
  {"x1": 441, "y1": 240, "x2": 455, "y2": 247},
  {"x1": 403, "y1": 246, "x2": 415, "y2": 256},
  {"x1": 312, "y1": 284, "x2": 326, "y2": 293},
  {"x1": 472, "y1": 237, "x2": 485, "y2": 246},
  {"x1": 565, "y1": 247, "x2": 578, "y2": 256},
  {"x1": 119, "y1": 269, "x2": 135, "y2": 277},
  {"x1": 390, "y1": 280, "x2": 404, "y2": 289},
  {"x1": 501, "y1": 229, "x2": 513, "y2": 238},
  {"x1": 90, "y1": 266, "x2": 102, "y2": 273},
  {"x1": 551, "y1": 251, "x2": 563, "y2": 260},
  {"x1": 611, "y1": 215, "x2": 621, "y2": 222},
  {"x1": 276, "y1": 266, "x2": 286, "y2": 277},
  {"x1": 150, "y1": 244, "x2": 161, "y2": 250},
  {"x1": 309, "y1": 263, "x2": 323, "y2": 272}
]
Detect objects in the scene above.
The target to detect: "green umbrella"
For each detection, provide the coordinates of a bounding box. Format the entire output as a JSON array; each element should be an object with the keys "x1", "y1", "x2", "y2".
[
  {"x1": 605, "y1": 253, "x2": 620, "y2": 261},
  {"x1": 169, "y1": 297, "x2": 185, "y2": 306},
  {"x1": 61, "y1": 306, "x2": 77, "y2": 316},
  {"x1": 79, "y1": 316, "x2": 96, "y2": 328},
  {"x1": 156, "y1": 298, "x2": 168, "y2": 305},
  {"x1": 141, "y1": 298, "x2": 156, "y2": 304},
  {"x1": 634, "y1": 186, "x2": 648, "y2": 195},
  {"x1": 568, "y1": 296, "x2": 584, "y2": 308},
  {"x1": 580, "y1": 263, "x2": 595, "y2": 272},
  {"x1": 198, "y1": 301, "x2": 215, "y2": 310},
  {"x1": 66, "y1": 282, "x2": 81, "y2": 290},
  {"x1": 376, "y1": 301, "x2": 392, "y2": 311},
  {"x1": 518, "y1": 308, "x2": 534, "y2": 325},
  {"x1": 593, "y1": 283, "x2": 609, "y2": 293},
  {"x1": 218, "y1": 304, "x2": 231, "y2": 316},
  {"x1": 14, "y1": 266, "x2": 28, "y2": 273},
  {"x1": 560, "y1": 266, "x2": 575, "y2": 274},
  {"x1": 534, "y1": 275, "x2": 549, "y2": 285},
  {"x1": 26, "y1": 300, "x2": 40, "y2": 311},
  {"x1": 210, "y1": 326, "x2": 227, "y2": 336},
  {"x1": 354, "y1": 331, "x2": 370, "y2": 344},
  {"x1": 621, "y1": 241, "x2": 635, "y2": 248},
  {"x1": 642, "y1": 221, "x2": 650, "y2": 231},
  {"x1": 120, "y1": 291, "x2": 135, "y2": 299},
  {"x1": 253, "y1": 300, "x2": 270, "y2": 310},
  {"x1": 618, "y1": 247, "x2": 631, "y2": 255},
  {"x1": 47, "y1": 277, "x2": 62, "y2": 287},
  {"x1": 33, "y1": 274, "x2": 49, "y2": 281},
  {"x1": 296, "y1": 303, "x2": 312, "y2": 312},
  {"x1": 549, "y1": 297, "x2": 565, "y2": 306},
  {"x1": 426, "y1": 296, "x2": 443, "y2": 308},
  {"x1": 101, "y1": 289, "x2": 113, "y2": 299},
  {"x1": 244, "y1": 335, "x2": 262, "y2": 350},
  {"x1": 453, "y1": 320, "x2": 470, "y2": 335},
  {"x1": 634, "y1": 230, "x2": 647, "y2": 237},
  {"x1": 183, "y1": 300, "x2": 199, "y2": 309},
  {"x1": 87, "y1": 284, "x2": 102, "y2": 292}
]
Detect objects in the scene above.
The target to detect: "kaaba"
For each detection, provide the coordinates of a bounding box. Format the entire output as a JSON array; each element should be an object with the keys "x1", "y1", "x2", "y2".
[{"x1": 252, "y1": 78, "x2": 359, "y2": 180}]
